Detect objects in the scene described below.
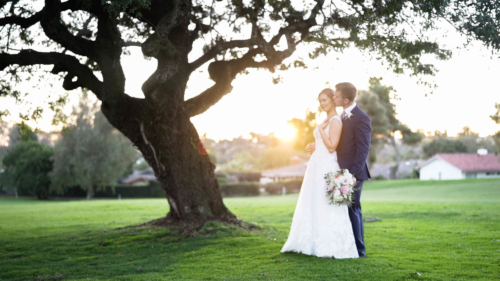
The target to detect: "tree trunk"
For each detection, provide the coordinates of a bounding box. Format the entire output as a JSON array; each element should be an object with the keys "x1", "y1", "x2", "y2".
[
  {"x1": 87, "y1": 184, "x2": 93, "y2": 201},
  {"x1": 35, "y1": 191, "x2": 48, "y2": 200},
  {"x1": 143, "y1": 116, "x2": 234, "y2": 222},
  {"x1": 95, "y1": 7, "x2": 236, "y2": 223},
  {"x1": 102, "y1": 97, "x2": 236, "y2": 223},
  {"x1": 389, "y1": 136, "x2": 401, "y2": 179}
]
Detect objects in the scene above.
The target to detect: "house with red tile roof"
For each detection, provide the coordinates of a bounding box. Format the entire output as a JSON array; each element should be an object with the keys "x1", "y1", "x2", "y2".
[{"x1": 415, "y1": 150, "x2": 500, "y2": 180}]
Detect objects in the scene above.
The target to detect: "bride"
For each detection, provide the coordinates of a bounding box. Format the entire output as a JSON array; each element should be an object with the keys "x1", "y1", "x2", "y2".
[{"x1": 280, "y1": 88, "x2": 358, "y2": 259}]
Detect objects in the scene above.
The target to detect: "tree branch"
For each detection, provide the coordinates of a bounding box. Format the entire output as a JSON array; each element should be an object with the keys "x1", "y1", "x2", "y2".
[
  {"x1": 188, "y1": 39, "x2": 257, "y2": 72},
  {"x1": 75, "y1": 15, "x2": 95, "y2": 38},
  {"x1": 188, "y1": 0, "x2": 325, "y2": 73},
  {"x1": 188, "y1": 15, "x2": 211, "y2": 44},
  {"x1": 0, "y1": 11, "x2": 42, "y2": 28},
  {"x1": 122, "y1": 41, "x2": 142, "y2": 47},
  {"x1": 140, "y1": 1, "x2": 190, "y2": 99},
  {"x1": 0, "y1": 50, "x2": 103, "y2": 98},
  {"x1": 185, "y1": 0, "x2": 325, "y2": 117},
  {"x1": 0, "y1": 0, "x2": 80, "y2": 28},
  {"x1": 183, "y1": 77, "x2": 234, "y2": 118},
  {"x1": 40, "y1": 0, "x2": 98, "y2": 60},
  {"x1": 185, "y1": 44, "x2": 301, "y2": 117}
]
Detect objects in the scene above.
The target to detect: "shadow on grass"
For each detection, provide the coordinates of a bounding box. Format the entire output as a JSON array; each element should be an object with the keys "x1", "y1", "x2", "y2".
[{"x1": 1, "y1": 221, "x2": 262, "y2": 280}]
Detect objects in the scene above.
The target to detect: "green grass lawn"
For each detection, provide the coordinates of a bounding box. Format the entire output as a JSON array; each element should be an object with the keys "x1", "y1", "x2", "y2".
[{"x1": 1, "y1": 178, "x2": 499, "y2": 280}]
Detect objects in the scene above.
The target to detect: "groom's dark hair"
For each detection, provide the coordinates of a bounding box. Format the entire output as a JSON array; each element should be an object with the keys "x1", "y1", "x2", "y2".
[{"x1": 335, "y1": 82, "x2": 357, "y2": 102}]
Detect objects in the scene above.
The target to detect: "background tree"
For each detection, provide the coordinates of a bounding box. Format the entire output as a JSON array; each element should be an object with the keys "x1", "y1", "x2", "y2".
[
  {"x1": 1, "y1": 0, "x2": 491, "y2": 223},
  {"x1": 422, "y1": 138, "x2": 468, "y2": 158},
  {"x1": 433, "y1": 130, "x2": 448, "y2": 138},
  {"x1": 0, "y1": 119, "x2": 9, "y2": 170},
  {"x1": 491, "y1": 103, "x2": 500, "y2": 124},
  {"x1": 255, "y1": 145, "x2": 295, "y2": 170},
  {"x1": 358, "y1": 78, "x2": 424, "y2": 178},
  {"x1": 0, "y1": 137, "x2": 53, "y2": 199},
  {"x1": 50, "y1": 92, "x2": 138, "y2": 200},
  {"x1": 356, "y1": 89, "x2": 390, "y2": 165},
  {"x1": 491, "y1": 103, "x2": 500, "y2": 153},
  {"x1": 454, "y1": 126, "x2": 497, "y2": 153},
  {"x1": 287, "y1": 109, "x2": 317, "y2": 152},
  {"x1": 8, "y1": 122, "x2": 38, "y2": 147}
]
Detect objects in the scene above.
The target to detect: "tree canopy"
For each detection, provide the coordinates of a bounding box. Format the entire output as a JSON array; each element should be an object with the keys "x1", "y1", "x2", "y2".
[
  {"x1": 2, "y1": 0, "x2": 485, "y2": 114},
  {"x1": 1, "y1": 0, "x2": 499, "y2": 222}
]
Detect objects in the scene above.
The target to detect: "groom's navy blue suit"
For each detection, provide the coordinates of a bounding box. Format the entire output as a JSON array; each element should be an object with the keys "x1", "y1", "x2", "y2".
[{"x1": 337, "y1": 105, "x2": 371, "y2": 257}]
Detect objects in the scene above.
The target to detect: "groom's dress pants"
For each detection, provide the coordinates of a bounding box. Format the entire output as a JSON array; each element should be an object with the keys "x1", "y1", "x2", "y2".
[{"x1": 349, "y1": 180, "x2": 365, "y2": 257}]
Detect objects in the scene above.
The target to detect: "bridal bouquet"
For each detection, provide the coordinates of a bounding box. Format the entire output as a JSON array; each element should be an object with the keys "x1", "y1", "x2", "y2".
[{"x1": 324, "y1": 169, "x2": 356, "y2": 206}]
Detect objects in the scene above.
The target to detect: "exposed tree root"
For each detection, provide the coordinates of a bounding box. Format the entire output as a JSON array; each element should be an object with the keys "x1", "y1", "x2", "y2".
[{"x1": 120, "y1": 216, "x2": 261, "y2": 238}]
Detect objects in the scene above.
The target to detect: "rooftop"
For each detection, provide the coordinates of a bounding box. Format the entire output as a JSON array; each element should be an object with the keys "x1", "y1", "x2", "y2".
[
  {"x1": 261, "y1": 162, "x2": 308, "y2": 178},
  {"x1": 416, "y1": 153, "x2": 500, "y2": 172}
]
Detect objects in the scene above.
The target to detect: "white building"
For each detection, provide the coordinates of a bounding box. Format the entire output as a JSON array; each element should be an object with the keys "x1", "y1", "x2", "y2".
[{"x1": 415, "y1": 151, "x2": 500, "y2": 180}]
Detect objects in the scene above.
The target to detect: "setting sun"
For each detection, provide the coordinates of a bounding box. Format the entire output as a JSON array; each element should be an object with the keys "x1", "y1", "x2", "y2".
[{"x1": 274, "y1": 124, "x2": 297, "y2": 140}]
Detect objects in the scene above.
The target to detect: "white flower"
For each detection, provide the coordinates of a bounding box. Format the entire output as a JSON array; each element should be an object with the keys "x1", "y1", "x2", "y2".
[
  {"x1": 335, "y1": 177, "x2": 343, "y2": 185},
  {"x1": 346, "y1": 112, "x2": 354, "y2": 119}
]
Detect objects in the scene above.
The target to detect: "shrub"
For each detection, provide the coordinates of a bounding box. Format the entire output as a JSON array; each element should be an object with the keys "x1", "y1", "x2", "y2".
[
  {"x1": 372, "y1": 175, "x2": 387, "y2": 181},
  {"x1": 265, "y1": 179, "x2": 303, "y2": 195},
  {"x1": 223, "y1": 172, "x2": 261, "y2": 182},
  {"x1": 219, "y1": 182, "x2": 260, "y2": 197},
  {"x1": 0, "y1": 141, "x2": 53, "y2": 199},
  {"x1": 216, "y1": 175, "x2": 228, "y2": 185},
  {"x1": 50, "y1": 180, "x2": 164, "y2": 198}
]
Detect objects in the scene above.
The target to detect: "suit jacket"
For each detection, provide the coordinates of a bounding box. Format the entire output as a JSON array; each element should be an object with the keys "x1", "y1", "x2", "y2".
[{"x1": 337, "y1": 105, "x2": 372, "y2": 180}]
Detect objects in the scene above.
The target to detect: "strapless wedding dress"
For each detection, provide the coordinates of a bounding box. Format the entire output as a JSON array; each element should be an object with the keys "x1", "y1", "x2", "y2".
[{"x1": 280, "y1": 115, "x2": 358, "y2": 259}]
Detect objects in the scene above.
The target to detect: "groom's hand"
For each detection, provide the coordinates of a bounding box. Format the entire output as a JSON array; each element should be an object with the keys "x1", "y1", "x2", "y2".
[{"x1": 306, "y1": 143, "x2": 315, "y2": 155}]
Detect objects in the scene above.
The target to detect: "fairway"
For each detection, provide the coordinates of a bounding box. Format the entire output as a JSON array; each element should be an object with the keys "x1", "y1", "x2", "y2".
[{"x1": 1, "y1": 179, "x2": 499, "y2": 280}]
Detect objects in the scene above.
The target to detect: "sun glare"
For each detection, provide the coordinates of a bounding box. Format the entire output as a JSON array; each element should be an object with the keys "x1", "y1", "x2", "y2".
[{"x1": 274, "y1": 124, "x2": 297, "y2": 140}]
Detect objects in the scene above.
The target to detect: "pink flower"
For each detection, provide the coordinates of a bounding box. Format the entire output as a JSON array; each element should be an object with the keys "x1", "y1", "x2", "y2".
[{"x1": 340, "y1": 186, "x2": 350, "y2": 195}]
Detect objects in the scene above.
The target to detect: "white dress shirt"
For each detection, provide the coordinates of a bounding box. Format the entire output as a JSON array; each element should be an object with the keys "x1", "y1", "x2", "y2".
[{"x1": 342, "y1": 102, "x2": 357, "y2": 119}]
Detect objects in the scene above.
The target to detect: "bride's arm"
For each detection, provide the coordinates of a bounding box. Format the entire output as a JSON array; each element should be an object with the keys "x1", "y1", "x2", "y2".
[{"x1": 319, "y1": 119, "x2": 342, "y2": 153}]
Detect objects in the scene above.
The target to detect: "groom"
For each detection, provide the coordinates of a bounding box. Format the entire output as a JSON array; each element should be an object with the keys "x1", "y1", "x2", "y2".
[{"x1": 307, "y1": 82, "x2": 371, "y2": 258}]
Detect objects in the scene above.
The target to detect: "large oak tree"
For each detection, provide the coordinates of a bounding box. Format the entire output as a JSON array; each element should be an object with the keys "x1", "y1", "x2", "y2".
[{"x1": 1, "y1": 0, "x2": 498, "y2": 222}]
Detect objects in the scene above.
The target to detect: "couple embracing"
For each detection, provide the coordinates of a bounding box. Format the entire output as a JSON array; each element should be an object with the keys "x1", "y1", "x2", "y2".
[{"x1": 281, "y1": 82, "x2": 371, "y2": 259}]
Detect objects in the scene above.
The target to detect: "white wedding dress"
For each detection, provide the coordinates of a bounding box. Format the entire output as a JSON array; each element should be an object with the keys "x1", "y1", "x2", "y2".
[{"x1": 280, "y1": 115, "x2": 359, "y2": 259}]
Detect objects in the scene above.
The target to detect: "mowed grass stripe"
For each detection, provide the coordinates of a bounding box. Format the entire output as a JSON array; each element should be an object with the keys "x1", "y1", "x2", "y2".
[
  {"x1": 363, "y1": 178, "x2": 500, "y2": 203},
  {"x1": 0, "y1": 179, "x2": 499, "y2": 280}
]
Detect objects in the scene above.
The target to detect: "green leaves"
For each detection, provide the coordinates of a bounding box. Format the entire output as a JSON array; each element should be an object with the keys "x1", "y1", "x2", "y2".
[
  {"x1": 287, "y1": 109, "x2": 317, "y2": 152},
  {"x1": 49, "y1": 91, "x2": 138, "y2": 198},
  {"x1": 422, "y1": 138, "x2": 469, "y2": 158},
  {"x1": 490, "y1": 103, "x2": 500, "y2": 124},
  {"x1": 0, "y1": 139, "x2": 53, "y2": 199}
]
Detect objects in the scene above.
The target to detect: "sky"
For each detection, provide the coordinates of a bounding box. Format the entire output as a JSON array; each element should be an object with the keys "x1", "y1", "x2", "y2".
[{"x1": 1, "y1": 4, "x2": 500, "y2": 141}]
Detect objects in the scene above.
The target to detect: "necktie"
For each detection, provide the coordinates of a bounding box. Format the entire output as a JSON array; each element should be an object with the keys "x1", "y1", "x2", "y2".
[{"x1": 342, "y1": 111, "x2": 347, "y2": 120}]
